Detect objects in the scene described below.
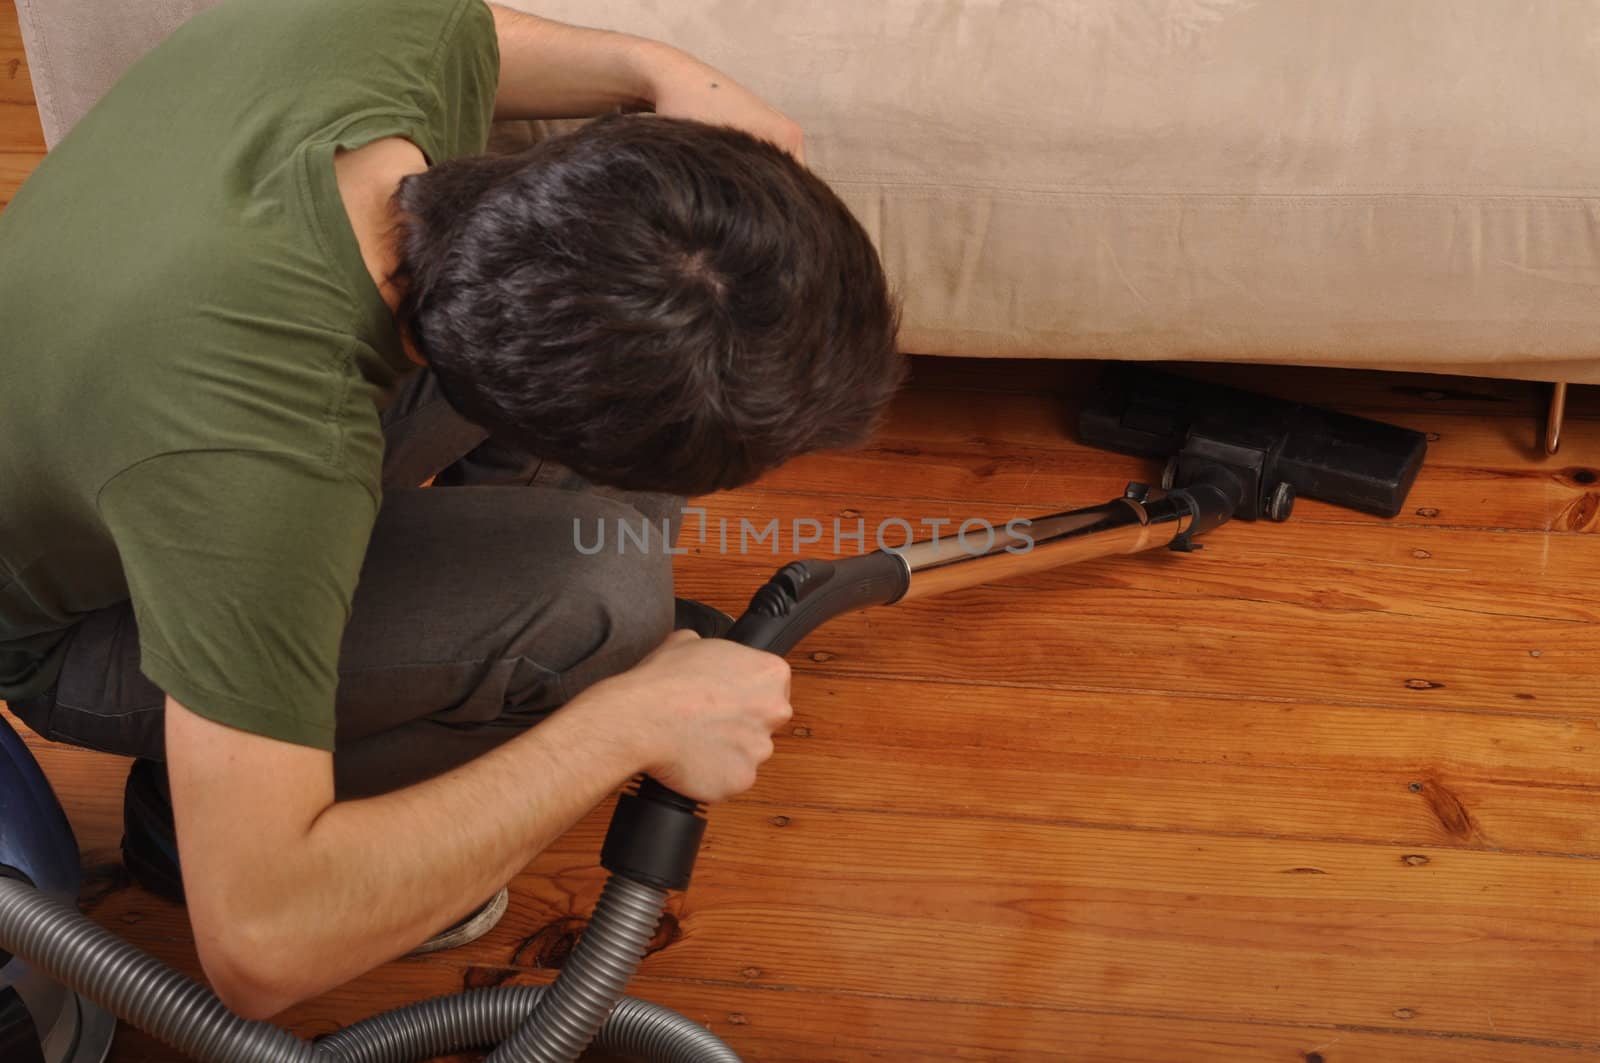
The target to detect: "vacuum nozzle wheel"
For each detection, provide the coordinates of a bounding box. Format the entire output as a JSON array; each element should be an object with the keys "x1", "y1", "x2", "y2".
[{"x1": 1266, "y1": 481, "x2": 1296, "y2": 522}]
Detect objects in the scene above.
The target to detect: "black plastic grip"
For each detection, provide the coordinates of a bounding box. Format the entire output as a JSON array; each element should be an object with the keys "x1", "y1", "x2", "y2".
[
  {"x1": 600, "y1": 550, "x2": 911, "y2": 891},
  {"x1": 723, "y1": 551, "x2": 911, "y2": 656}
]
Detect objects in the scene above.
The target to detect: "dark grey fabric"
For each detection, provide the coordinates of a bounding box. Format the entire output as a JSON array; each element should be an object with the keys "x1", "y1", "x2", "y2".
[{"x1": 9, "y1": 369, "x2": 680, "y2": 798}]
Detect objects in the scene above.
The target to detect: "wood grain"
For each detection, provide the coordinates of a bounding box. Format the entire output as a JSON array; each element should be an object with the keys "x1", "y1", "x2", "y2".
[
  {"x1": 1, "y1": 0, "x2": 42, "y2": 205},
  {"x1": 0, "y1": 149, "x2": 41, "y2": 205},
  {"x1": 0, "y1": 7, "x2": 33, "y2": 104},
  {"x1": 680, "y1": 571, "x2": 1595, "y2": 720},
  {"x1": 0, "y1": 10, "x2": 43, "y2": 154},
  {"x1": 67, "y1": 801, "x2": 1600, "y2": 1046},
  {"x1": 0, "y1": 103, "x2": 44, "y2": 151},
  {"x1": 758, "y1": 681, "x2": 1600, "y2": 857},
  {"x1": 2, "y1": 1, "x2": 1596, "y2": 1054}
]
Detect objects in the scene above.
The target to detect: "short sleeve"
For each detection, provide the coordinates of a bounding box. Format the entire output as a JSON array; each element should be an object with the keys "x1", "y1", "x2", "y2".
[
  {"x1": 97, "y1": 451, "x2": 379, "y2": 750},
  {"x1": 418, "y1": 0, "x2": 501, "y2": 162}
]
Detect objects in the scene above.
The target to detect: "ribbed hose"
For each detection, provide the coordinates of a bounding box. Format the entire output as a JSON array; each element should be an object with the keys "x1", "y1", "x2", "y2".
[
  {"x1": 0, "y1": 876, "x2": 314, "y2": 1063},
  {"x1": 0, "y1": 874, "x2": 742, "y2": 1063},
  {"x1": 317, "y1": 987, "x2": 740, "y2": 1063},
  {"x1": 485, "y1": 873, "x2": 671, "y2": 1063},
  {"x1": 601, "y1": 995, "x2": 741, "y2": 1063},
  {"x1": 317, "y1": 986, "x2": 547, "y2": 1062}
]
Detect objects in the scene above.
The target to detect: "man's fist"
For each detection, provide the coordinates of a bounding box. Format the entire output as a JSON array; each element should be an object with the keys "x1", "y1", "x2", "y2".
[{"x1": 588, "y1": 629, "x2": 793, "y2": 802}]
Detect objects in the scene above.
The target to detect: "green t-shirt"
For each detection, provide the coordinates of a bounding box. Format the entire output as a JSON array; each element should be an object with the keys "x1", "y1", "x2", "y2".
[{"x1": 0, "y1": 0, "x2": 498, "y2": 748}]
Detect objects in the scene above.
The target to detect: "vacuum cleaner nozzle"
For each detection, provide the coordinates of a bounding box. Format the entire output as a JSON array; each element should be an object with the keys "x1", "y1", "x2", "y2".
[{"x1": 1078, "y1": 364, "x2": 1428, "y2": 518}]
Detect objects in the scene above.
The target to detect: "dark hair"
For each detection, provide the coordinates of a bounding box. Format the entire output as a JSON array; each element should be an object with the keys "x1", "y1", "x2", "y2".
[{"x1": 392, "y1": 114, "x2": 903, "y2": 495}]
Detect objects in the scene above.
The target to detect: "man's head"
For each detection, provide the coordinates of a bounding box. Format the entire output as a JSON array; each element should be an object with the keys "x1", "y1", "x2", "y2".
[{"x1": 392, "y1": 115, "x2": 903, "y2": 495}]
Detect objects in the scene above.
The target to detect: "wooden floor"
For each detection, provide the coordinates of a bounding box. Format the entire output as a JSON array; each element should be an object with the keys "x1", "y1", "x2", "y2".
[
  {"x1": 4, "y1": 5, "x2": 1598, "y2": 1060},
  {"x1": 0, "y1": 0, "x2": 45, "y2": 202}
]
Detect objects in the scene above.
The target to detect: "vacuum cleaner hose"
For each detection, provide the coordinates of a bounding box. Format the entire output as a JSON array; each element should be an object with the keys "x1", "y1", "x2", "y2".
[
  {"x1": 0, "y1": 875, "x2": 739, "y2": 1062},
  {"x1": 0, "y1": 875, "x2": 315, "y2": 1062},
  {"x1": 319, "y1": 987, "x2": 736, "y2": 1063},
  {"x1": 481, "y1": 873, "x2": 713, "y2": 1063}
]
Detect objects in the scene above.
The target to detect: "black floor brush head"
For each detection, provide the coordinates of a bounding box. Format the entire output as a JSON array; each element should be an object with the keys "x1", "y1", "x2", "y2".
[{"x1": 1078, "y1": 363, "x2": 1428, "y2": 518}]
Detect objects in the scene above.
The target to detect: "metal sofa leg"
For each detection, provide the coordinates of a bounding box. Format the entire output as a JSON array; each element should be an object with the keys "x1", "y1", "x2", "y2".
[{"x1": 1545, "y1": 382, "x2": 1568, "y2": 455}]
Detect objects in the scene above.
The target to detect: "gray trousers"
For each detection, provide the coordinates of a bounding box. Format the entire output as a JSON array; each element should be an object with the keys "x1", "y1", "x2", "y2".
[{"x1": 12, "y1": 371, "x2": 680, "y2": 798}]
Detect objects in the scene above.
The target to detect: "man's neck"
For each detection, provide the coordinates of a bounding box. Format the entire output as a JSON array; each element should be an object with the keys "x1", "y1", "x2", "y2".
[{"x1": 334, "y1": 137, "x2": 430, "y2": 364}]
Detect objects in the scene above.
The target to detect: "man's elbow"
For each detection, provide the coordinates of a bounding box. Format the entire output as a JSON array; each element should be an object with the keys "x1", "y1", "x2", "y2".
[{"x1": 194, "y1": 916, "x2": 314, "y2": 1021}]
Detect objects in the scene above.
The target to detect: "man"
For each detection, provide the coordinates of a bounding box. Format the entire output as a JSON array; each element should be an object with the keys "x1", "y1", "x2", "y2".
[{"x1": 0, "y1": 0, "x2": 902, "y2": 1019}]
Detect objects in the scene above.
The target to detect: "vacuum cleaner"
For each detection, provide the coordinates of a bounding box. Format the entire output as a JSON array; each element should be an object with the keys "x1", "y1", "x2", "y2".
[{"x1": 0, "y1": 366, "x2": 1426, "y2": 1062}]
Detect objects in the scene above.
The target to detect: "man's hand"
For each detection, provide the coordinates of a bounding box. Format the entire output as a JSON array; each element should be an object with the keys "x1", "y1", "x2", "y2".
[
  {"x1": 586, "y1": 630, "x2": 794, "y2": 801},
  {"x1": 642, "y1": 52, "x2": 806, "y2": 164},
  {"x1": 489, "y1": 6, "x2": 805, "y2": 163}
]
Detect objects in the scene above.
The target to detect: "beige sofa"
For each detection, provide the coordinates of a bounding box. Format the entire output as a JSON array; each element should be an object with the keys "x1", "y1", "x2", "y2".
[{"x1": 18, "y1": 0, "x2": 1599, "y2": 427}]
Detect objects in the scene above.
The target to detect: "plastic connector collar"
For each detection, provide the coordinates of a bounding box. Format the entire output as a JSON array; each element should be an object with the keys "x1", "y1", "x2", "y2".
[{"x1": 600, "y1": 778, "x2": 707, "y2": 892}]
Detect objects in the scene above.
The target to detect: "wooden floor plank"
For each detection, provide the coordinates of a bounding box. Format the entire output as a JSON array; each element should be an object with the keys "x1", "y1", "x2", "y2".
[
  {"x1": 0, "y1": 0, "x2": 38, "y2": 115},
  {"x1": 0, "y1": 148, "x2": 40, "y2": 205},
  {"x1": 759, "y1": 681, "x2": 1600, "y2": 857},
  {"x1": 0, "y1": 0, "x2": 42, "y2": 153},
  {"x1": 74, "y1": 803, "x2": 1600, "y2": 1046},
  {"x1": 774, "y1": 675, "x2": 1599, "y2": 787},
  {"x1": 1, "y1": 0, "x2": 43, "y2": 204},
  {"x1": 528, "y1": 813, "x2": 1598, "y2": 1044},
  {"x1": 682, "y1": 567, "x2": 1597, "y2": 719},
  {"x1": 515, "y1": 976, "x2": 1600, "y2": 1063},
  {"x1": 0, "y1": 100, "x2": 43, "y2": 150}
]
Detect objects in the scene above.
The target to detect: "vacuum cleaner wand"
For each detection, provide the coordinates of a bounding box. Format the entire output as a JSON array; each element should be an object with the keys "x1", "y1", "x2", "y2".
[{"x1": 602, "y1": 471, "x2": 1240, "y2": 892}]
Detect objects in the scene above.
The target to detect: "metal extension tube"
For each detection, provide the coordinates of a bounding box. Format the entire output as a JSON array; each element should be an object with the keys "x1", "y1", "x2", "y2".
[{"x1": 896, "y1": 492, "x2": 1198, "y2": 600}]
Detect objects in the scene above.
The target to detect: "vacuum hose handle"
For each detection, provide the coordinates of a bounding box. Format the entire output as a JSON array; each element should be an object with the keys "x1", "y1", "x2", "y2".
[{"x1": 600, "y1": 552, "x2": 912, "y2": 891}]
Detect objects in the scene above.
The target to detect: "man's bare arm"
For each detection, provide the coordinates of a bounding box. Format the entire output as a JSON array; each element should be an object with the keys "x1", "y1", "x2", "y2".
[
  {"x1": 169, "y1": 631, "x2": 791, "y2": 1019},
  {"x1": 487, "y1": 4, "x2": 803, "y2": 160},
  {"x1": 487, "y1": 4, "x2": 657, "y2": 118},
  {"x1": 169, "y1": 694, "x2": 634, "y2": 1018}
]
